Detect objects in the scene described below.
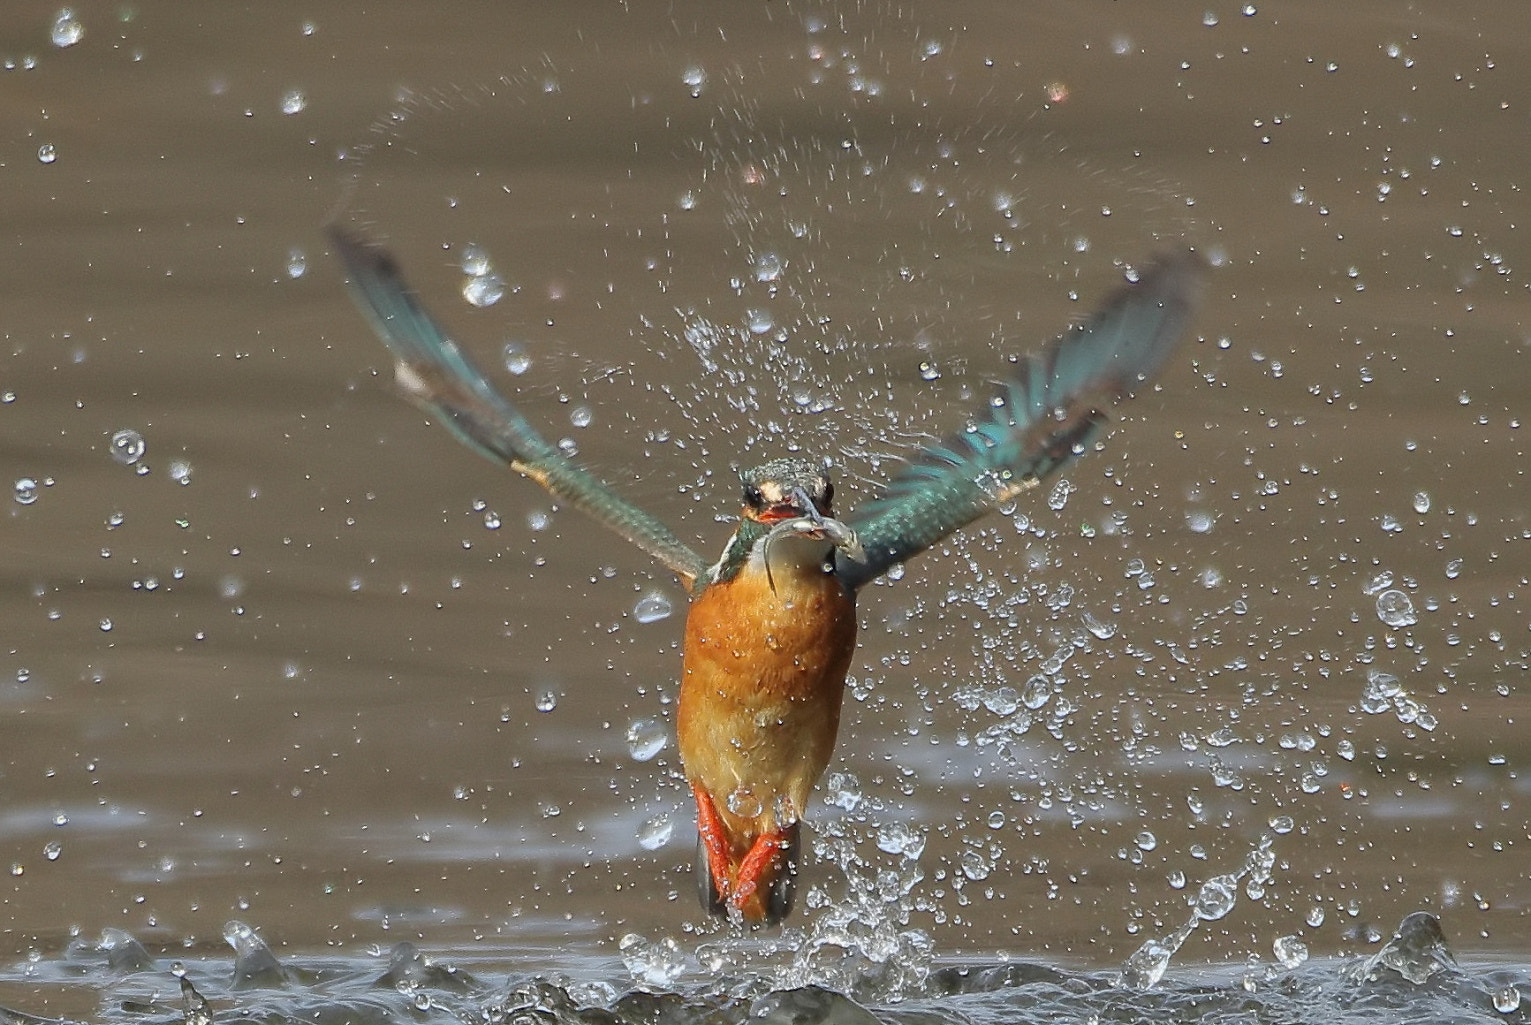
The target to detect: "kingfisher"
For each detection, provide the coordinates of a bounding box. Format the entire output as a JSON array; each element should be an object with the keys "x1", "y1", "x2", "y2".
[{"x1": 329, "y1": 224, "x2": 1203, "y2": 925}]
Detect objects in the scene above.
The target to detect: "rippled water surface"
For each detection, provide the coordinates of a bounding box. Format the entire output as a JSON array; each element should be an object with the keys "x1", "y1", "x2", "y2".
[{"x1": 3, "y1": 2, "x2": 1528, "y2": 1023}]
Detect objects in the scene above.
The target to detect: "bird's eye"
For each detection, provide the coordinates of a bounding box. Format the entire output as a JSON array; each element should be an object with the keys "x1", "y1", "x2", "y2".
[{"x1": 743, "y1": 484, "x2": 764, "y2": 508}]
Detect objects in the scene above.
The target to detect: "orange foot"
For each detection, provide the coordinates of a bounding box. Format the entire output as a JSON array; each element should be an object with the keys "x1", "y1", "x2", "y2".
[{"x1": 691, "y1": 783, "x2": 801, "y2": 925}]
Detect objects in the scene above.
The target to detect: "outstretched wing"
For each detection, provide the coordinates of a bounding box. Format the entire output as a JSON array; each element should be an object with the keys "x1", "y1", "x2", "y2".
[
  {"x1": 329, "y1": 225, "x2": 709, "y2": 592},
  {"x1": 836, "y1": 251, "x2": 1205, "y2": 591}
]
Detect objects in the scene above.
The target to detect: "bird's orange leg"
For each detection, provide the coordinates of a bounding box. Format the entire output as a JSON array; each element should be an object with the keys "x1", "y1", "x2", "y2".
[
  {"x1": 691, "y1": 782, "x2": 733, "y2": 900},
  {"x1": 729, "y1": 829, "x2": 791, "y2": 908}
]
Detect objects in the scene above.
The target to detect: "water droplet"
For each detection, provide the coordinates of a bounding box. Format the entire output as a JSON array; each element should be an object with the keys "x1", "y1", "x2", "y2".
[
  {"x1": 1185, "y1": 509, "x2": 1215, "y2": 533},
  {"x1": 745, "y1": 309, "x2": 773, "y2": 335},
  {"x1": 1272, "y1": 935, "x2": 1308, "y2": 968},
  {"x1": 824, "y1": 770, "x2": 861, "y2": 811},
  {"x1": 1202, "y1": 10, "x2": 1219, "y2": 26},
  {"x1": 1082, "y1": 613, "x2": 1115, "y2": 641},
  {"x1": 1306, "y1": 904, "x2": 1326, "y2": 927},
  {"x1": 753, "y1": 252, "x2": 783, "y2": 283},
  {"x1": 462, "y1": 273, "x2": 504, "y2": 308},
  {"x1": 875, "y1": 820, "x2": 926, "y2": 859},
  {"x1": 959, "y1": 849, "x2": 991, "y2": 880},
  {"x1": 285, "y1": 248, "x2": 307, "y2": 279},
  {"x1": 1135, "y1": 831, "x2": 1157, "y2": 852},
  {"x1": 169, "y1": 460, "x2": 193, "y2": 486},
  {"x1": 1492, "y1": 986, "x2": 1522, "y2": 1014},
  {"x1": 42, "y1": 841, "x2": 61, "y2": 861},
  {"x1": 51, "y1": 9, "x2": 84, "y2": 48},
  {"x1": 1375, "y1": 589, "x2": 1417, "y2": 627},
  {"x1": 1444, "y1": 558, "x2": 1462, "y2": 580},
  {"x1": 982, "y1": 685, "x2": 1020, "y2": 716},
  {"x1": 637, "y1": 813, "x2": 672, "y2": 850},
  {"x1": 1194, "y1": 873, "x2": 1239, "y2": 921},
  {"x1": 1020, "y1": 675, "x2": 1051, "y2": 710},
  {"x1": 98, "y1": 618, "x2": 112, "y2": 632},
  {"x1": 503, "y1": 344, "x2": 531, "y2": 375},
  {"x1": 681, "y1": 64, "x2": 706, "y2": 97},
  {"x1": 13, "y1": 478, "x2": 39, "y2": 505},
  {"x1": 37, "y1": 144, "x2": 57, "y2": 165},
  {"x1": 460, "y1": 244, "x2": 492, "y2": 277},
  {"x1": 633, "y1": 592, "x2": 672, "y2": 624},
  {"x1": 482, "y1": 510, "x2": 501, "y2": 530},
  {"x1": 677, "y1": 191, "x2": 697, "y2": 211},
  {"x1": 625, "y1": 717, "x2": 666, "y2": 761},
  {"x1": 1047, "y1": 479, "x2": 1072, "y2": 511},
  {"x1": 534, "y1": 691, "x2": 557, "y2": 712},
  {"x1": 1360, "y1": 669, "x2": 1403, "y2": 714},
  {"x1": 51, "y1": 813, "x2": 68, "y2": 827},
  {"x1": 279, "y1": 88, "x2": 306, "y2": 115},
  {"x1": 618, "y1": 933, "x2": 686, "y2": 988}
]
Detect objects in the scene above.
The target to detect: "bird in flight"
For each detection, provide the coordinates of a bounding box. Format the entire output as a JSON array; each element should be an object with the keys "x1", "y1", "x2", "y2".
[{"x1": 330, "y1": 224, "x2": 1203, "y2": 925}]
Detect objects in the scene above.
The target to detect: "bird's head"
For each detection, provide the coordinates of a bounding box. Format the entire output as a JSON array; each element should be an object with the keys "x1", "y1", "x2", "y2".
[{"x1": 739, "y1": 458, "x2": 835, "y2": 525}]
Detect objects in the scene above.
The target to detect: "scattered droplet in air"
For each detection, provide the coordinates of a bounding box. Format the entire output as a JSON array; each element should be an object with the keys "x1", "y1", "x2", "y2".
[
  {"x1": 279, "y1": 89, "x2": 306, "y2": 115},
  {"x1": 503, "y1": 344, "x2": 531, "y2": 375},
  {"x1": 37, "y1": 144, "x2": 58, "y2": 164},
  {"x1": 1021, "y1": 674, "x2": 1051, "y2": 709},
  {"x1": 1202, "y1": 10, "x2": 1219, "y2": 26},
  {"x1": 625, "y1": 717, "x2": 667, "y2": 761},
  {"x1": 875, "y1": 820, "x2": 926, "y2": 859},
  {"x1": 169, "y1": 460, "x2": 193, "y2": 485},
  {"x1": 1412, "y1": 491, "x2": 1431, "y2": 514},
  {"x1": 460, "y1": 244, "x2": 492, "y2": 277},
  {"x1": 43, "y1": 841, "x2": 61, "y2": 862},
  {"x1": 959, "y1": 849, "x2": 992, "y2": 880},
  {"x1": 681, "y1": 64, "x2": 706, "y2": 97},
  {"x1": 1375, "y1": 588, "x2": 1417, "y2": 628},
  {"x1": 824, "y1": 771, "x2": 862, "y2": 811},
  {"x1": 462, "y1": 273, "x2": 504, "y2": 308},
  {"x1": 51, "y1": 9, "x2": 84, "y2": 48},
  {"x1": 286, "y1": 248, "x2": 307, "y2": 279},
  {"x1": 745, "y1": 309, "x2": 774, "y2": 335},
  {"x1": 1194, "y1": 873, "x2": 1239, "y2": 921},
  {"x1": 14, "y1": 478, "x2": 39, "y2": 505},
  {"x1": 633, "y1": 592, "x2": 672, "y2": 624},
  {"x1": 637, "y1": 813, "x2": 672, "y2": 850},
  {"x1": 534, "y1": 691, "x2": 557, "y2": 712}
]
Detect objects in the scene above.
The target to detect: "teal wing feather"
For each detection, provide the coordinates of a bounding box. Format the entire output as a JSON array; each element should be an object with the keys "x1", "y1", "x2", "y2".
[
  {"x1": 329, "y1": 225, "x2": 709, "y2": 592},
  {"x1": 836, "y1": 251, "x2": 1205, "y2": 591}
]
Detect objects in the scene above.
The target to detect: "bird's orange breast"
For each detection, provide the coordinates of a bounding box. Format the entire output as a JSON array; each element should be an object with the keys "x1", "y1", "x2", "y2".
[{"x1": 676, "y1": 557, "x2": 857, "y2": 849}]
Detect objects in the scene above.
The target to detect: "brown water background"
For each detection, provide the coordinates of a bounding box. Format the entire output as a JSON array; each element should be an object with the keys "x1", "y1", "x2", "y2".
[{"x1": 1, "y1": 0, "x2": 1527, "y2": 1000}]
